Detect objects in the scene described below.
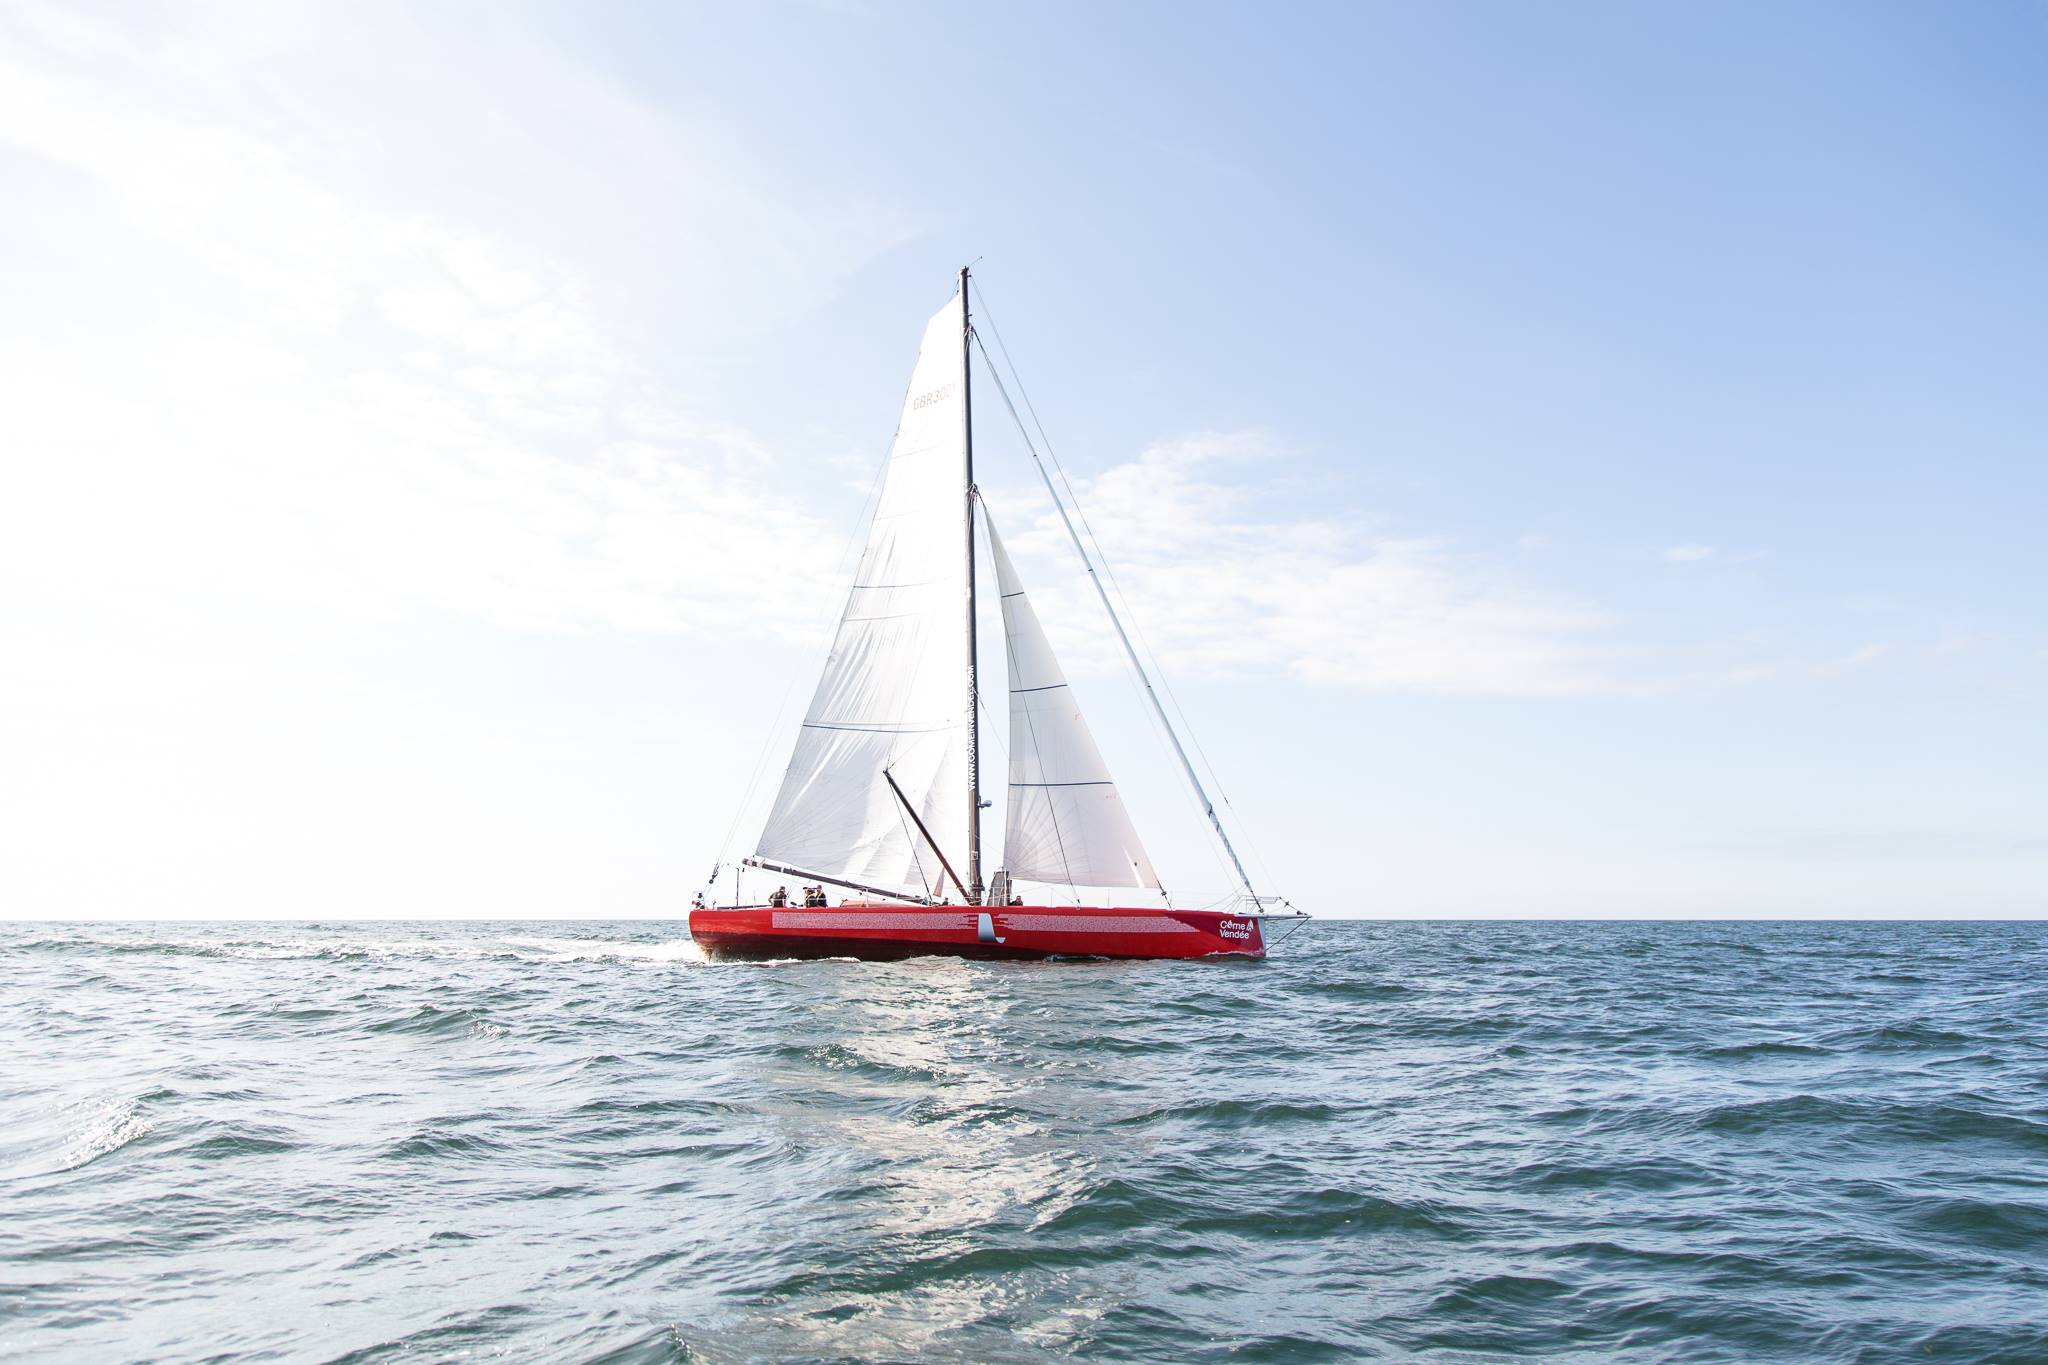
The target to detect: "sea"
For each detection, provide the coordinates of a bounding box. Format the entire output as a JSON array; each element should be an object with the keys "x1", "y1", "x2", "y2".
[{"x1": 2, "y1": 920, "x2": 2045, "y2": 1363}]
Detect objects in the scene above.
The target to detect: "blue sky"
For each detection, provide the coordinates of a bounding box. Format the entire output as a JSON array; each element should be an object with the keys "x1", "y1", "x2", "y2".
[{"x1": 1, "y1": 1, "x2": 2041, "y2": 917}]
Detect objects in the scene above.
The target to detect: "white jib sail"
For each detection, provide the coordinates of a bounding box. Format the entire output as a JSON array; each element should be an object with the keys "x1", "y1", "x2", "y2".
[
  {"x1": 754, "y1": 293, "x2": 970, "y2": 892},
  {"x1": 986, "y1": 515, "x2": 1160, "y2": 889}
]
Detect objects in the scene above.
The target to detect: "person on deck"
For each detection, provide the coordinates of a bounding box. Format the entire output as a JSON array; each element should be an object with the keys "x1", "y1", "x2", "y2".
[{"x1": 769, "y1": 886, "x2": 788, "y2": 908}]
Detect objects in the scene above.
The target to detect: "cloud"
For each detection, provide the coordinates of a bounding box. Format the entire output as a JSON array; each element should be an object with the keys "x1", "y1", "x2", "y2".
[
  {"x1": 1660, "y1": 542, "x2": 1768, "y2": 566},
  {"x1": 992, "y1": 434, "x2": 1612, "y2": 695},
  {"x1": 0, "y1": 8, "x2": 1812, "y2": 705},
  {"x1": 0, "y1": 2, "x2": 908, "y2": 648},
  {"x1": 1810, "y1": 643, "x2": 1890, "y2": 677}
]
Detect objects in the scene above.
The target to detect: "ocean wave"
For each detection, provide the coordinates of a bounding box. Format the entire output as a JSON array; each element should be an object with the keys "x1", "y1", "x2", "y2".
[
  {"x1": 500, "y1": 936, "x2": 704, "y2": 966},
  {"x1": 57, "y1": 1098, "x2": 156, "y2": 1171},
  {"x1": 382, "y1": 1129, "x2": 512, "y2": 1160},
  {"x1": 365, "y1": 1003, "x2": 497, "y2": 1038},
  {"x1": 8, "y1": 918, "x2": 2048, "y2": 1363},
  {"x1": 1109, "y1": 1098, "x2": 1343, "y2": 1129},
  {"x1": 1426, "y1": 1271, "x2": 1574, "y2": 1314},
  {"x1": 1703, "y1": 1038, "x2": 1830, "y2": 1059},
  {"x1": 181, "y1": 1129, "x2": 300, "y2": 1160},
  {"x1": 1510, "y1": 1157, "x2": 1731, "y2": 1192},
  {"x1": 1907, "y1": 1195, "x2": 2048, "y2": 1247},
  {"x1": 1819, "y1": 1019, "x2": 1979, "y2": 1050}
]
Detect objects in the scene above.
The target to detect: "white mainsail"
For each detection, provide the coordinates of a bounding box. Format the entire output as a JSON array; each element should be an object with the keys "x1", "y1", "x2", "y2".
[
  {"x1": 753, "y1": 293, "x2": 970, "y2": 891},
  {"x1": 987, "y1": 516, "x2": 1160, "y2": 890}
]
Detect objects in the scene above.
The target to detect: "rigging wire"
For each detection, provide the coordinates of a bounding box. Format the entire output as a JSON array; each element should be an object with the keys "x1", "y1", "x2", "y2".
[
  {"x1": 1013, "y1": 653, "x2": 1082, "y2": 896},
  {"x1": 715, "y1": 280, "x2": 978, "y2": 905},
  {"x1": 708, "y1": 391, "x2": 897, "y2": 899},
  {"x1": 971, "y1": 279, "x2": 1289, "y2": 909},
  {"x1": 978, "y1": 498, "x2": 1084, "y2": 900},
  {"x1": 970, "y1": 507, "x2": 1086, "y2": 908},
  {"x1": 876, "y1": 278, "x2": 986, "y2": 899},
  {"x1": 893, "y1": 796, "x2": 936, "y2": 903},
  {"x1": 974, "y1": 290, "x2": 1233, "y2": 834},
  {"x1": 968, "y1": 334, "x2": 1237, "y2": 901},
  {"x1": 962, "y1": 327, "x2": 1236, "y2": 908}
]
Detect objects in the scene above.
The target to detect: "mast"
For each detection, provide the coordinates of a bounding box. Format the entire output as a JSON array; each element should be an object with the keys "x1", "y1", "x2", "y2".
[{"x1": 960, "y1": 265, "x2": 983, "y2": 905}]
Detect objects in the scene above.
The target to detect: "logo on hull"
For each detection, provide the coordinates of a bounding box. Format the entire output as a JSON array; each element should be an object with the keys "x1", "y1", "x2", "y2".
[{"x1": 1218, "y1": 919, "x2": 1253, "y2": 941}]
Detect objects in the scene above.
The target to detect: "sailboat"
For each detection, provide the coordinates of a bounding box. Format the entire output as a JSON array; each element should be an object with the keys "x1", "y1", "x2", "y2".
[{"x1": 688, "y1": 268, "x2": 1305, "y2": 961}]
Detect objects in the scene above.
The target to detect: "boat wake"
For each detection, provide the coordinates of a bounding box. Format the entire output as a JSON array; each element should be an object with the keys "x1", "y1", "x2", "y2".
[{"x1": 497, "y1": 935, "x2": 705, "y2": 966}]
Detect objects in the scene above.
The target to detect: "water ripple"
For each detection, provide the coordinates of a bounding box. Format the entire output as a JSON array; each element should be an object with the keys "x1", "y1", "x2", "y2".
[{"x1": 2, "y1": 919, "x2": 2046, "y2": 1361}]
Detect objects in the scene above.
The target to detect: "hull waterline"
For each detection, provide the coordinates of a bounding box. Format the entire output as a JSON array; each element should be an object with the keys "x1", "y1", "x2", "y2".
[{"x1": 687, "y1": 904, "x2": 1265, "y2": 962}]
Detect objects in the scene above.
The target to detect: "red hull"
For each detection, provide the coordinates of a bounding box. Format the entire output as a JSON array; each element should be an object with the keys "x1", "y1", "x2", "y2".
[{"x1": 687, "y1": 903, "x2": 1264, "y2": 961}]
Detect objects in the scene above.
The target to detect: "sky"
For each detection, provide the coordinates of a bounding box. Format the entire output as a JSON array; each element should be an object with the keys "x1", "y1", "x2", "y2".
[{"x1": 1, "y1": 0, "x2": 2042, "y2": 919}]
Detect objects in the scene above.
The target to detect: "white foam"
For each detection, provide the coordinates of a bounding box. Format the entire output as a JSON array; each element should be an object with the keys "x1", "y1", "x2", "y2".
[
  {"x1": 498, "y1": 936, "x2": 706, "y2": 966},
  {"x1": 60, "y1": 1100, "x2": 154, "y2": 1171}
]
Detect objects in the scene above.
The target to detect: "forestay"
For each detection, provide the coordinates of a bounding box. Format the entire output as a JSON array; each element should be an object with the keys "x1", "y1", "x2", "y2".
[
  {"x1": 754, "y1": 295, "x2": 970, "y2": 891},
  {"x1": 987, "y1": 516, "x2": 1160, "y2": 889}
]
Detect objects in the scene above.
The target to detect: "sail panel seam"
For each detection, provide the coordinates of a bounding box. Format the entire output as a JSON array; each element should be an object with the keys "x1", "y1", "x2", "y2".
[{"x1": 803, "y1": 721, "x2": 956, "y2": 734}]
